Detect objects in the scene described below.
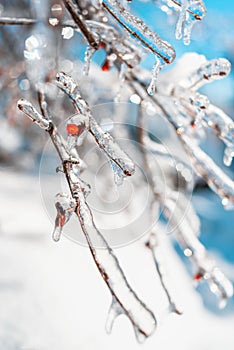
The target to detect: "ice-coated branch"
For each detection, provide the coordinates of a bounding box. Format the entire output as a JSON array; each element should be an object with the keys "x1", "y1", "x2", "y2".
[
  {"x1": 152, "y1": 0, "x2": 206, "y2": 44},
  {"x1": 63, "y1": 0, "x2": 100, "y2": 49},
  {"x1": 56, "y1": 72, "x2": 135, "y2": 184},
  {"x1": 178, "y1": 132, "x2": 234, "y2": 209},
  {"x1": 145, "y1": 233, "x2": 183, "y2": 315},
  {"x1": 127, "y1": 68, "x2": 234, "y2": 208},
  {"x1": 102, "y1": 0, "x2": 175, "y2": 63},
  {"x1": 179, "y1": 58, "x2": 231, "y2": 91},
  {"x1": 17, "y1": 97, "x2": 156, "y2": 342},
  {"x1": 153, "y1": 0, "x2": 205, "y2": 20},
  {"x1": 137, "y1": 105, "x2": 233, "y2": 306},
  {"x1": 163, "y1": 192, "x2": 233, "y2": 308},
  {"x1": 204, "y1": 105, "x2": 234, "y2": 166},
  {"x1": 0, "y1": 17, "x2": 36, "y2": 25},
  {"x1": 102, "y1": 0, "x2": 175, "y2": 94},
  {"x1": 17, "y1": 98, "x2": 51, "y2": 130}
]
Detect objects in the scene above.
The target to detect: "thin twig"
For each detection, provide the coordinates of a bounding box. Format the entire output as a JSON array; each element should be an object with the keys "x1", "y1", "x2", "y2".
[{"x1": 63, "y1": 0, "x2": 99, "y2": 49}]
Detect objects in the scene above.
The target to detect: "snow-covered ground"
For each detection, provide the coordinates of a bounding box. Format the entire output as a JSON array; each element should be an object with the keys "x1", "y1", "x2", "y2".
[{"x1": 0, "y1": 170, "x2": 233, "y2": 350}]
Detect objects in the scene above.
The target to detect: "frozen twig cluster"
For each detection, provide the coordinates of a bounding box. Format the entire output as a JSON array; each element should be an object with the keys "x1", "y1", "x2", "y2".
[{"x1": 0, "y1": 0, "x2": 233, "y2": 343}]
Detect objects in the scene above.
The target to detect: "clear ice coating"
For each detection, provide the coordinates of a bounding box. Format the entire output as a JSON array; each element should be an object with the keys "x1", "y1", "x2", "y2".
[
  {"x1": 52, "y1": 193, "x2": 76, "y2": 241},
  {"x1": 105, "y1": 297, "x2": 123, "y2": 334},
  {"x1": 102, "y1": 0, "x2": 175, "y2": 90},
  {"x1": 66, "y1": 114, "x2": 89, "y2": 150},
  {"x1": 85, "y1": 20, "x2": 143, "y2": 68},
  {"x1": 56, "y1": 72, "x2": 135, "y2": 184},
  {"x1": 163, "y1": 191, "x2": 234, "y2": 306},
  {"x1": 146, "y1": 233, "x2": 182, "y2": 315},
  {"x1": 175, "y1": 0, "x2": 206, "y2": 45},
  {"x1": 152, "y1": 0, "x2": 206, "y2": 44},
  {"x1": 114, "y1": 63, "x2": 127, "y2": 103},
  {"x1": 137, "y1": 108, "x2": 233, "y2": 308},
  {"x1": 179, "y1": 133, "x2": 234, "y2": 209},
  {"x1": 17, "y1": 97, "x2": 157, "y2": 341},
  {"x1": 17, "y1": 99, "x2": 51, "y2": 130},
  {"x1": 204, "y1": 105, "x2": 234, "y2": 167},
  {"x1": 180, "y1": 58, "x2": 231, "y2": 90},
  {"x1": 147, "y1": 56, "x2": 165, "y2": 95},
  {"x1": 67, "y1": 166, "x2": 157, "y2": 342},
  {"x1": 83, "y1": 45, "x2": 96, "y2": 75}
]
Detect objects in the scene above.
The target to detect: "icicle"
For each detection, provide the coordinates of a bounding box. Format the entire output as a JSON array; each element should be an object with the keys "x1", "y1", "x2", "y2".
[
  {"x1": 110, "y1": 159, "x2": 124, "y2": 185},
  {"x1": 175, "y1": 0, "x2": 187, "y2": 40},
  {"x1": 114, "y1": 63, "x2": 127, "y2": 103},
  {"x1": 52, "y1": 193, "x2": 76, "y2": 242},
  {"x1": 224, "y1": 146, "x2": 234, "y2": 167},
  {"x1": 175, "y1": 0, "x2": 206, "y2": 45},
  {"x1": 105, "y1": 297, "x2": 123, "y2": 334},
  {"x1": 83, "y1": 45, "x2": 96, "y2": 75},
  {"x1": 183, "y1": 16, "x2": 196, "y2": 45},
  {"x1": 66, "y1": 114, "x2": 89, "y2": 150},
  {"x1": 147, "y1": 56, "x2": 165, "y2": 95}
]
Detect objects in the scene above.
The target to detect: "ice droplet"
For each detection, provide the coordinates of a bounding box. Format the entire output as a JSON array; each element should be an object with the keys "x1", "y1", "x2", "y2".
[
  {"x1": 175, "y1": 1, "x2": 187, "y2": 40},
  {"x1": 147, "y1": 56, "x2": 165, "y2": 95},
  {"x1": 110, "y1": 160, "x2": 124, "y2": 186},
  {"x1": 219, "y1": 298, "x2": 227, "y2": 310},
  {"x1": 83, "y1": 45, "x2": 96, "y2": 76},
  {"x1": 133, "y1": 326, "x2": 147, "y2": 344},
  {"x1": 114, "y1": 63, "x2": 127, "y2": 103},
  {"x1": 52, "y1": 193, "x2": 76, "y2": 242},
  {"x1": 223, "y1": 146, "x2": 234, "y2": 167},
  {"x1": 183, "y1": 17, "x2": 195, "y2": 45},
  {"x1": 105, "y1": 297, "x2": 123, "y2": 334},
  {"x1": 175, "y1": 0, "x2": 205, "y2": 45}
]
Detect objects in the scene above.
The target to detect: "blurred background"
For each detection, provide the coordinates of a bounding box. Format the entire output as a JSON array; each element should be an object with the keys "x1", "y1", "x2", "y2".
[{"x1": 0, "y1": 1, "x2": 234, "y2": 349}]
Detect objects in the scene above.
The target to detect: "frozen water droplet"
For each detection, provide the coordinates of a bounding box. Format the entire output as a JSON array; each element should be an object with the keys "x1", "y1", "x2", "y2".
[
  {"x1": 147, "y1": 56, "x2": 164, "y2": 95},
  {"x1": 221, "y1": 197, "x2": 234, "y2": 210},
  {"x1": 169, "y1": 302, "x2": 183, "y2": 315},
  {"x1": 110, "y1": 160, "x2": 125, "y2": 186},
  {"x1": 175, "y1": 1, "x2": 187, "y2": 40},
  {"x1": 105, "y1": 298, "x2": 123, "y2": 334},
  {"x1": 175, "y1": 1, "x2": 203, "y2": 45},
  {"x1": 219, "y1": 298, "x2": 227, "y2": 309},
  {"x1": 133, "y1": 326, "x2": 147, "y2": 343},
  {"x1": 183, "y1": 17, "x2": 196, "y2": 45},
  {"x1": 223, "y1": 146, "x2": 234, "y2": 167},
  {"x1": 115, "y1": 63, "x2": 127, "y2": 103},
  {"x1": 83, "y1": 45, "x2": 96, "y2": 76},
  {"x1": 52, "y1": 193, "x2": 76, "y2": 242}
]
